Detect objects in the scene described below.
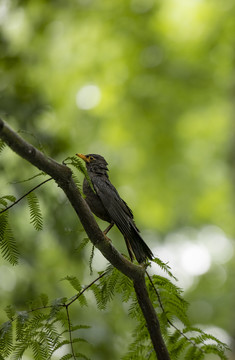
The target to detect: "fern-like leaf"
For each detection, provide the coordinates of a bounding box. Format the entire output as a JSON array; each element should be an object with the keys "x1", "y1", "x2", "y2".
[
  {"x1": 91, "y1": 284, "x2": 105, "y2": 310},
  {"x1": 64, "y1": 156, "x2": 95, "y2": 193},
  {"x1": 115, "y1": 271, "x2": 133, "y2": 302},
  {"x1": 76, "y1": 237, "x2": 89, "y2": 253},
  {"x1": 27, "y1": 192, "x2": 43, "y2": 231},
  {"x1": 0, "y1": 321, "x2": 13, "y2": 357},
  {"x1": 0, "y1": 222, "x2": 19, "y2": 265},
  {"x1": 59, "y1": 354, "x2": 73, "y2": 360},
  {"x1": 62, "y1": 276, "x2": 82, "y2": 292},
  {"x1": 169, "y1": 336, "x2": 190, "y2": 359},
  {"x1": 0, "y1": 140, "x2": 6, "y2": 154},
  {"x1": 0, "y1": 195, "x2": 16, "y2": 209},
  {"x1": 90, "y1": 265, "x2": 122, "y2": 310},
  {"x1": 49, "y1": 297, "x2": 67, "y2": 320},
  {"x1": 0, "y1": 213, "x2": 8, "y2": 240},
  {"x1": 32, "y1": 340, "x2": 47, "y2": 360},
  {"x1": 16, "y1": 311, "x2": 29, "y2": 340},
  {"x1": 150, "y1": 275, "x2": 189, "y2": 325},
  {"x1": 201, "y1": 343, "x2": 228, "y2": 359},
  {"x1": 40, "y1": 293, "x2": 49, "y2": 307},
  {"x1": 72, "y1": 173, "x2": 82, "y2": 191},
  {"x1": 184, "y1": 344, "x2": 198, "y2": 360},
  {"x1": 153, "y1": 257, "x2": 178, "y2": 280},
  {"x1": 11, "y1": 343, "x2": 29, "y2": 360},
  {"x1": 4, "y1": 305, "x2": 16, "y2": 320}
]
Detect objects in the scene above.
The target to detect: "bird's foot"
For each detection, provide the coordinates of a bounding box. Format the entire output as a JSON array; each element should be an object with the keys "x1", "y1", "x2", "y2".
[
  {"x1": 103, "y1": 223, "x2": 114, "y2": 235},
  {"x1": 104, "y1": 234, "x2": 112, "y2": 242}
]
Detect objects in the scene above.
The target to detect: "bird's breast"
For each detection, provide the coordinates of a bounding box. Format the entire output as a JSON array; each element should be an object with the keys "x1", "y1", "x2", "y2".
[{"x1": 83, "y1": 178, "x2": 111, "y2": 223}]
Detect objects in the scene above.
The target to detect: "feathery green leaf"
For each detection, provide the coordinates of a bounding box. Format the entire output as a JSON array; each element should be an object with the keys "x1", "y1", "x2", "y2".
[
  {"x1": 0, "y1": 321, "x2": 13, "y2": 357},
  {"x1": 76, "y1": 237, "x2": 89, "y2": 253},
  {"x1": 62, "y1": 276, "x2": 82, "y2": 292},
  {"x1": 0, "y1": 195, "x2": 16, "y2": 208},
  {"x1": 4, "y1": 305, "x2": 16, "y2": 320},
  {"x1": 0, "y1": 213, "x2": 8, "y2": 240},
  {"x1": 27, "y1": 192, "x2": 43, "y2": 231},
  {"x1": 40, "y1": 293, "x2": 49, "y2": 307},
  {"x1": 0, "y1": 222, "x2": 19, "y2": 265},
  {"x1": 0, "y1": 140, "x2": 6, "y2": 154},
  {"x1": 64, "y1": 156, "x2": 95, "y2": 193},
  {"x1": 153, "y1": 257, "x2": 178, "y2": 280}
]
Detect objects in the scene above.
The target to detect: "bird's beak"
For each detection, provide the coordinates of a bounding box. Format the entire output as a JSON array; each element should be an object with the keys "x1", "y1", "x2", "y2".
[{"x1": 76, "y1": 153, "x2": 90, "y2": 163}]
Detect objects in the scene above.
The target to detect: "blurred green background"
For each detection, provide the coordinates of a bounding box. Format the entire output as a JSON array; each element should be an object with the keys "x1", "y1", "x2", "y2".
[{"x1": 0, "y1": 0, "x2": 235, "y2": 359}]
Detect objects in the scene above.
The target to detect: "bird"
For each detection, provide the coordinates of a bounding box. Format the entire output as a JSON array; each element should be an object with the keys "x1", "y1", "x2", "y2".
[{"x1": 76, "y1": 153, "x2": 153, "y2": 263}]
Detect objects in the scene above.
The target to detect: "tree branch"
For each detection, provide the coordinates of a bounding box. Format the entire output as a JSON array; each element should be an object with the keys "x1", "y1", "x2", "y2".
[{"x1": 0, "y1": 118, "x2": 171, "y2": 360}]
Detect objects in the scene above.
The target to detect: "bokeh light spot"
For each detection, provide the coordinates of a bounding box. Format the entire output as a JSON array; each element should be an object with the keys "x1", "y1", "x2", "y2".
[
  {"x1": 180, "y1": 243, "x2": 211, "y2": 275},
  {"x1": 76, "y1": 84, "x2": 101, "y2": 110}
]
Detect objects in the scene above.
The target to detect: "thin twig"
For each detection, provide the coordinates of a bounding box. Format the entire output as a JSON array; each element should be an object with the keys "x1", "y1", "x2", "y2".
[
  {"x1": 2, "y1": 270, "x2": 109, "y2": 329},
  {"x1": 66, "y1": 270, "x2": 108, "y2": 306},
  {"x1": 0, "y1": 178, "x2": 52, "y2": 214},
  {"x1": 65, "y1": 305, "x2": 77, "y2": 360},
  {"x1": 145, "y1": 270, "x2": 202, "y2": 351}
]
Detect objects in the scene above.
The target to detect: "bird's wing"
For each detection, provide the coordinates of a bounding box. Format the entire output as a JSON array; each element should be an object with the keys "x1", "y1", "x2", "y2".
[
  {"x1": 93, "y1": 177, "x2": 135, "y2": 238},
  {"x1": 93, "y1": 175, "x2": 153, "y2": 263}
]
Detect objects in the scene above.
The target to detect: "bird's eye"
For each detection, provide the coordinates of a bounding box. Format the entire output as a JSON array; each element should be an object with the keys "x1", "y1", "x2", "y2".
[{"x1": 88, "y1": 156, "x2": 94, "y2": 161}]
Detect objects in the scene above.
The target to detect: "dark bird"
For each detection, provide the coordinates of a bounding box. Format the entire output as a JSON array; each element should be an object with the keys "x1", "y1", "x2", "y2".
[{"x1": 76, "y1": 153, "x2": 153, "y2": 263}]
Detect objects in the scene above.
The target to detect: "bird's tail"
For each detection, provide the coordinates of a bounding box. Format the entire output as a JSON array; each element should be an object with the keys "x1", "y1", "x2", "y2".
[{"x1": 125, "y1": 226, "x2": 154, "y2": 263}]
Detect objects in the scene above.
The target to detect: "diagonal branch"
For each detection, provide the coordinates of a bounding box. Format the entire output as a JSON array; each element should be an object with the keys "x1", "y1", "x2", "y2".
[{"x1": 0, "y1": 118, "x2": 171, "y2": 360}]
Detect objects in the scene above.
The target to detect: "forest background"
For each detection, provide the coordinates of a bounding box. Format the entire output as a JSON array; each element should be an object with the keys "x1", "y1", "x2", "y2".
[{"x1": 0, "y1": 0, "x2": 235, "y2": 359}]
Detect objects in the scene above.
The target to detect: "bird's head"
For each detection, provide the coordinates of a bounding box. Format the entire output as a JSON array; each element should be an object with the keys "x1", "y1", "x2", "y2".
[{"x1": 76, "y1": 153, "x2": 109, "y2": 175}]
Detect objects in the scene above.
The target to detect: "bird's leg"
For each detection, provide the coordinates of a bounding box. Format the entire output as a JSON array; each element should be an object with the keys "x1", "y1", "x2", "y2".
[
  {"x1": 103, "y1": 222, "x2": 114, "y2": 242},
  {"x1": 103, "y1": 222, "x2": 114, "y2": 235}
]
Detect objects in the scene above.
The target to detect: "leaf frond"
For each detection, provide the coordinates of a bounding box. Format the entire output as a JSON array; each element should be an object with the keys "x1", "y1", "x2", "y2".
[
  {"x1": 0, "y1": 221, "x2": 19, "y2": 265},
  {"x1": 27, "y1": 192, "x2": 43, "y2": 231},
  {"x1": 0, "y1": 140, "x2": 6, "y2": 154}
]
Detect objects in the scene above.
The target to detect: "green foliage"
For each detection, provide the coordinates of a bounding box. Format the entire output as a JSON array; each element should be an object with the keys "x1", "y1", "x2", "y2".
[
  {"x1": 0, "y1": 177, "x2": 230, "y2": 359},
  {"x1": 152, "y1": 258, "x2": 177, "y2": 281},
  {"x1": 150, "y1": 274, "x2": 189, "y2": 326},
  {"x1": 0, "y1": 195, "x2": 16, "y2": 208},
  {"x1": 5, "y1": 304, "x2": 16, "y2": 320},
  {"x1": 0, "y1": 297, "x2": 91, "y2": 360},
  {"x1": 88, "y1": 265, "x2": 228, "y2": 359},
  {"x1": 0, "y1": 321, "x2": 13, "y2": 357},
  {"x1": 0, "y1": 212, "x2": 19, "y2": 265},
  {"x1": 0, "y1": 259, "x2": 229, "y2": 360},
  {"x1": 40, "y1": 293, "x2": 49, "y2": 307},
  {"x1": 0, "y1": 0, "x2": 234, "y2": 358},
  {"x1": 62, "y1": 276, "x2": 88, "y2": 307},
  {"x1": 90, "y1": 264, "x2": 228, "y2": 360},
  {"x1": 89, "y1": 265, "x2": 133, "y2": 312},
  {"x1": 27, "y1": 192, "x2": 43, "y2": 231},
  {"x1": 0, "y1": 140, "x2": 6, "y2": 154},
  {"x1": 76, "y1": 237, "x2": 89, "y2": 253},
  {"x1": 145, "y1": 274, "x2": 229, "y2": 360},
  {"x1": 64, "y1": 156, "x2": 95, "y2": 193},
  {"x1": 0, "y1": 212, "x2": 8, "y2": 241},
  {"x1": 62, "y1": 275, "x2": 82, "y2": 292}
]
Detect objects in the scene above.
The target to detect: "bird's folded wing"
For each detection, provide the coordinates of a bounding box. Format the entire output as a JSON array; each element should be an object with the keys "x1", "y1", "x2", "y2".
[{"x1": 93, "y1": 178, "x2": 134, "y2": 238}]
